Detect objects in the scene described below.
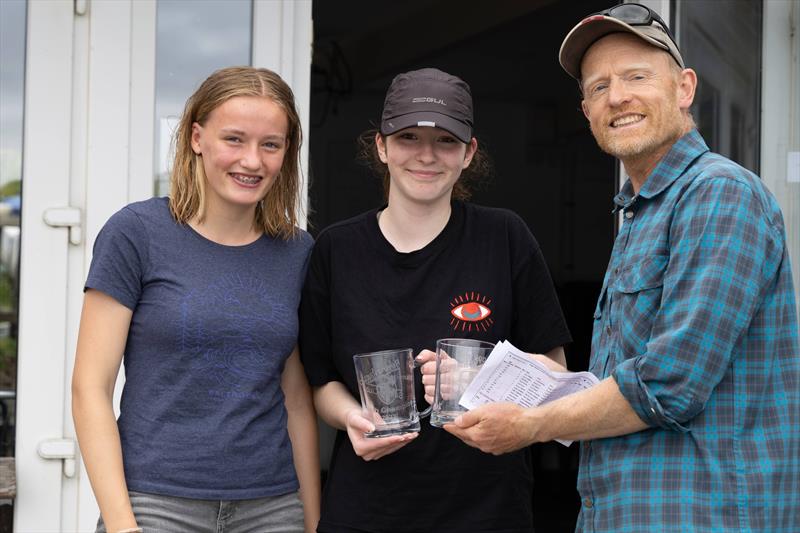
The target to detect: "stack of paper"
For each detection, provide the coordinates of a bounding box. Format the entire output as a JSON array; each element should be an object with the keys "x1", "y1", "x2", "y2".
[{"x1": 458, "y1": 340, "x2": 599, "y2": 446}]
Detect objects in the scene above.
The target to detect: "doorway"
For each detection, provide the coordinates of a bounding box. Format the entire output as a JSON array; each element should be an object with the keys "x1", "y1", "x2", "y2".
[{"x1": 308, "y1": 1, "x2": 614, "y2": 530}]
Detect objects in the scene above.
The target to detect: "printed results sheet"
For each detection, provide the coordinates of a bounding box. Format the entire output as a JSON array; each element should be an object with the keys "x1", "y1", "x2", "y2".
[{"x1": 459, "y1": 340, "x2": 599, "y2": 445}]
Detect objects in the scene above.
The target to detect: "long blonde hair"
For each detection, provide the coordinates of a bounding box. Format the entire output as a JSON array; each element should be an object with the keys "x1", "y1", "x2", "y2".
[{"x1": 169, "y1": 66, "x2": 302, "y2": 238}]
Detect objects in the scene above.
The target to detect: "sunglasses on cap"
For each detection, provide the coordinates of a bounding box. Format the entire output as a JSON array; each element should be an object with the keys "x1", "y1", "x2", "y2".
[{"x1": 590, "y1": 3, "x2": 678, "y2": 47}]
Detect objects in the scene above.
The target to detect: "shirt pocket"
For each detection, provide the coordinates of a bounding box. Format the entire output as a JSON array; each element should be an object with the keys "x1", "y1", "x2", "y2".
[{"x1": 612, "y1": 254, "x2": 668, "y2": 358}]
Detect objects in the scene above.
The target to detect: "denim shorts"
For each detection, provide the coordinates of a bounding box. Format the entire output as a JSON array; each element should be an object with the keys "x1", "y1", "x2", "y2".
[{"x1": 95, "y1": 490, "x2": 304, "y2": 533}]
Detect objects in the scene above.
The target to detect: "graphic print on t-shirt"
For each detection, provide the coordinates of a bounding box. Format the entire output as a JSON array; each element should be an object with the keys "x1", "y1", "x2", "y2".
[
  {"x1": 361, "y1": 358, "x2": 402, "y2": 404},
  {"x1": 450, "y1": 291, "x2": 494, "y2": 332},
  {"x1": 177, "y1": 272, "x2": 294, "y2": 400}
]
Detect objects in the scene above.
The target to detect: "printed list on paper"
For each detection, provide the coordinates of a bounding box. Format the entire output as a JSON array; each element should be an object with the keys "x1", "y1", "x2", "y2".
[{"x1": 459, "y1": 340, "x2": 599, "y2": 446}]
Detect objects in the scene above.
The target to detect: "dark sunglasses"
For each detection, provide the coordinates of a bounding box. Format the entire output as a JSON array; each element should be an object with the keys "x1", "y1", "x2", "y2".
[{"x1": 591, "y1": 3, "x2": 678, "y2": 47}]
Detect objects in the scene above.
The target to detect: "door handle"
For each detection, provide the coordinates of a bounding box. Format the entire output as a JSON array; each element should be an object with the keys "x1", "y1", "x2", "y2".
[
  {"x1": 43, "y1": 206, "x2": 82, "y2": 245},
  {"x1": 37, "y1": 438, "x2": 77, "y2": 478}
]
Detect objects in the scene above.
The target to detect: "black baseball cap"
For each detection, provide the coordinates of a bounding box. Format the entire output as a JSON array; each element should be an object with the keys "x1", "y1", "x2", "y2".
[{"x1": 380, "y1": 68, "x2": 474, "y2": 143}]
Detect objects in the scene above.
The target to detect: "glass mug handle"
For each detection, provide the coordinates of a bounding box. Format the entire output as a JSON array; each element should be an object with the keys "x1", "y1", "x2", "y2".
[{"x1": 413, "y1": 358, "x2": 432, "y2": 419}]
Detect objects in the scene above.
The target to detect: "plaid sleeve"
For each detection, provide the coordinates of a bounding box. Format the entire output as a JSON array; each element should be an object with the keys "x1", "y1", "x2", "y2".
[{"x1": 613, "y1": 175, "x2": 782, "y2": 430}]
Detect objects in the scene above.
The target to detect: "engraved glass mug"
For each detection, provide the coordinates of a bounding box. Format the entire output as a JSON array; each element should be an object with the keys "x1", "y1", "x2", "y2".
[
  {"x1": 430, "y1": 338, "x2": 495, "y2": 427},
  {"x1": 353, "y1": 348, "x2": 431, "y2": 437}
]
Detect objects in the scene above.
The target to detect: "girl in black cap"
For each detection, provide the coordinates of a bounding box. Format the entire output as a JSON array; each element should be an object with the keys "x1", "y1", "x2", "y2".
[{"x1": 299, "y1": 67, "x2": 571, "y2": 532}]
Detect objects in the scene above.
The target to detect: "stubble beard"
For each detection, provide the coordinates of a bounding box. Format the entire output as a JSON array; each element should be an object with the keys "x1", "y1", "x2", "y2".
[{"x1": 591, "y1": 110, "x2": 685, "y2": 161}]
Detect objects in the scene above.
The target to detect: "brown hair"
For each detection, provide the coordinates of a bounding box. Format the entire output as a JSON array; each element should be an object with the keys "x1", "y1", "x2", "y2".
[
  {"x1": 169, "y1": 66, "x2": 302, "y2": 239},
  {"x1": 357, "y1": 129, "x2": 493, "y2": 202}
]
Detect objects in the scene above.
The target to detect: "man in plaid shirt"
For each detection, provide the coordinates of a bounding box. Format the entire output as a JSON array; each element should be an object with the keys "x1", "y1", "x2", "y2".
[{"x1": 445, "y1": 4, "x2": 799, "y2": 531}]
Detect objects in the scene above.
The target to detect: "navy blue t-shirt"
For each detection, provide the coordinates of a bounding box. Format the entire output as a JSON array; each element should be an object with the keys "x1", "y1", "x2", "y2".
[{"x1": 86, "y1": 197, "x2": 313, "y2": 499}]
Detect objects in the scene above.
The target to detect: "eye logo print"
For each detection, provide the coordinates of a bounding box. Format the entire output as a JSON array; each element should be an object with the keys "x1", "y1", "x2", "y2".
[{"x1": 450, "y1": 292, "x2": 493, "y2": 332}]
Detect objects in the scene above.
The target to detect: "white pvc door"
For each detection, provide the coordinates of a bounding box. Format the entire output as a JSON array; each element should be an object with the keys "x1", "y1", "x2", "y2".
[
  {"x1": 13, "y1": 1, "x2": 310, "y2": 531},
  {"x1": 15, "y1": 1, "x2": 157, "y2": 531}
]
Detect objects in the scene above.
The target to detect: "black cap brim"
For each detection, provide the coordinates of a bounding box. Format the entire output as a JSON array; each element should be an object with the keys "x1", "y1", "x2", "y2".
[{"x1": 380, "y1": 111, "x2": 472, "y2": 144}]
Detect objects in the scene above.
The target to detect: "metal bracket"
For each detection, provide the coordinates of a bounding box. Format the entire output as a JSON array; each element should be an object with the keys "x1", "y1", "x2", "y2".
[
  {"x1": 74, "y1": 0, "x2": 88, "y2": 16},
  {"x1": 37, "y1": 438, "x2": 77, "y2": 478},
  {"x1": 43, "y1": 207, "x2": 82, "y2": 245}
]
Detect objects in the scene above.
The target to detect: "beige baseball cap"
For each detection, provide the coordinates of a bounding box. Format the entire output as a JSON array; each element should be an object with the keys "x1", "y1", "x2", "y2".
[{"x1": 559, "y1": 4, "x2": 685, "y2": 81}]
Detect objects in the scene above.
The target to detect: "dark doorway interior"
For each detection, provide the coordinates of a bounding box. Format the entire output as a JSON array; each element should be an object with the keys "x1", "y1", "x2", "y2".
[{"x1": 309, "y1": 1, "x2": 614, "y2": 531}]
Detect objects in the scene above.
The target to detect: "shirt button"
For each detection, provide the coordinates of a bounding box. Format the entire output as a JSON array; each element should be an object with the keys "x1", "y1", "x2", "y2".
[
  {"x1": 583, "y1": 498, "x2": 593, "y2": 508},
  {"x1": 625, "y1": 211, "x2": 634, "y2": 219},
  {"x1": 605, "y1": 324, "x2": 612, "y2": 335}
]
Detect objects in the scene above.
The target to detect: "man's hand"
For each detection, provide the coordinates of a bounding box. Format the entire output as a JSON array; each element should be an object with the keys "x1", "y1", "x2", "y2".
[{"x1": 444, "y1": 403, "x2": 540, "y2": 455}]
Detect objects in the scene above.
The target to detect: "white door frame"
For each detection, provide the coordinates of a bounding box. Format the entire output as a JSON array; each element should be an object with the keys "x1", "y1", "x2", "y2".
[
  {"x1": 253, "y1": 0, "x2": 313, "y2": 228},
  {"x1": 761, "y1": 0, "x2": 799, "y2": 318},
  {"x1": 15, "y1": 1, "x2": 148, "y2": 530},
  {"x1": 15, "y1": 1, "x2": 80, "y2": 531},
  {"x1": 14, "y1": 1, "x2": 79, "y2": 531}
]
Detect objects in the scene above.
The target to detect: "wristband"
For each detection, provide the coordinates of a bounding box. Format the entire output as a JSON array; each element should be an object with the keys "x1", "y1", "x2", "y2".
[{"x1": 116, "y1": 528, "x2": 143, "y2": 533}]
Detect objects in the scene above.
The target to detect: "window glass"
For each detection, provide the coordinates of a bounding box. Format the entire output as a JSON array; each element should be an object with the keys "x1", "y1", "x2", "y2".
[
  {"x1": 0, "y1": 0, "x2": 25, "y2": 446},
  {"x1": 0, "y1": 0, "x2": 25, "y2": 525},
  {"x1": 676, "y1": 0, "x2": 762, "y2": 172},
  {"x1": 154, "y1": 0, "x2": 252, "y2": 195}
]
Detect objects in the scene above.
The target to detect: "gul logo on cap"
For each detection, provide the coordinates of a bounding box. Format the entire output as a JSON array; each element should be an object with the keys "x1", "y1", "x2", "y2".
[{"x1": 412, "y1": 97, "x2": 447, "y2": 106}]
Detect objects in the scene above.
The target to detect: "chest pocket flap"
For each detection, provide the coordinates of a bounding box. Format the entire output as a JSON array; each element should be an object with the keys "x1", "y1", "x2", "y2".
[{"x1": 614, "y1": 254, "x2": 668, "y2": 293}]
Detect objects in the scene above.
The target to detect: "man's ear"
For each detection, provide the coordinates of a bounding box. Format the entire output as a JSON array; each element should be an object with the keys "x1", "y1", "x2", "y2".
[
  {"x1": 677, "y1": 68, "x2": 698, "y2": 112},
  {"x1": 581, "y1": 100, "x2": 590, "y2": 121}
]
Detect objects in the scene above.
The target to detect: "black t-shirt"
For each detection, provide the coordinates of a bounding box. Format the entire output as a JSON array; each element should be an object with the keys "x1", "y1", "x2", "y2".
[{"x1": 300, "y1": 201, "x2": 572, "y2": 533}]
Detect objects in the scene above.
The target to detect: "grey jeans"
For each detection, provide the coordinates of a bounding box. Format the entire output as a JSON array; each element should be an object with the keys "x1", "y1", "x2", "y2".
[{"x1": 96, "y1": 490, "x2": 304, "y2": 533}]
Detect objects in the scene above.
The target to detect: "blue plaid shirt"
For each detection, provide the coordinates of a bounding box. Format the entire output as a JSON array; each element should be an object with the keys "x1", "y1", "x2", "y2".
[{"x1": 577, "y1": 130, "x2": 800, "y2": 532}]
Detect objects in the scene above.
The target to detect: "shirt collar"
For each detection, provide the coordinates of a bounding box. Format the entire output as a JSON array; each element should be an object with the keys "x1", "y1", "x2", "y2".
[
  {"x1": 612, "y1": 182, "x2": 636, "y2": 213},
  {"x1": 613, "y1": 129, "x2": 709, "y2": 212}
]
